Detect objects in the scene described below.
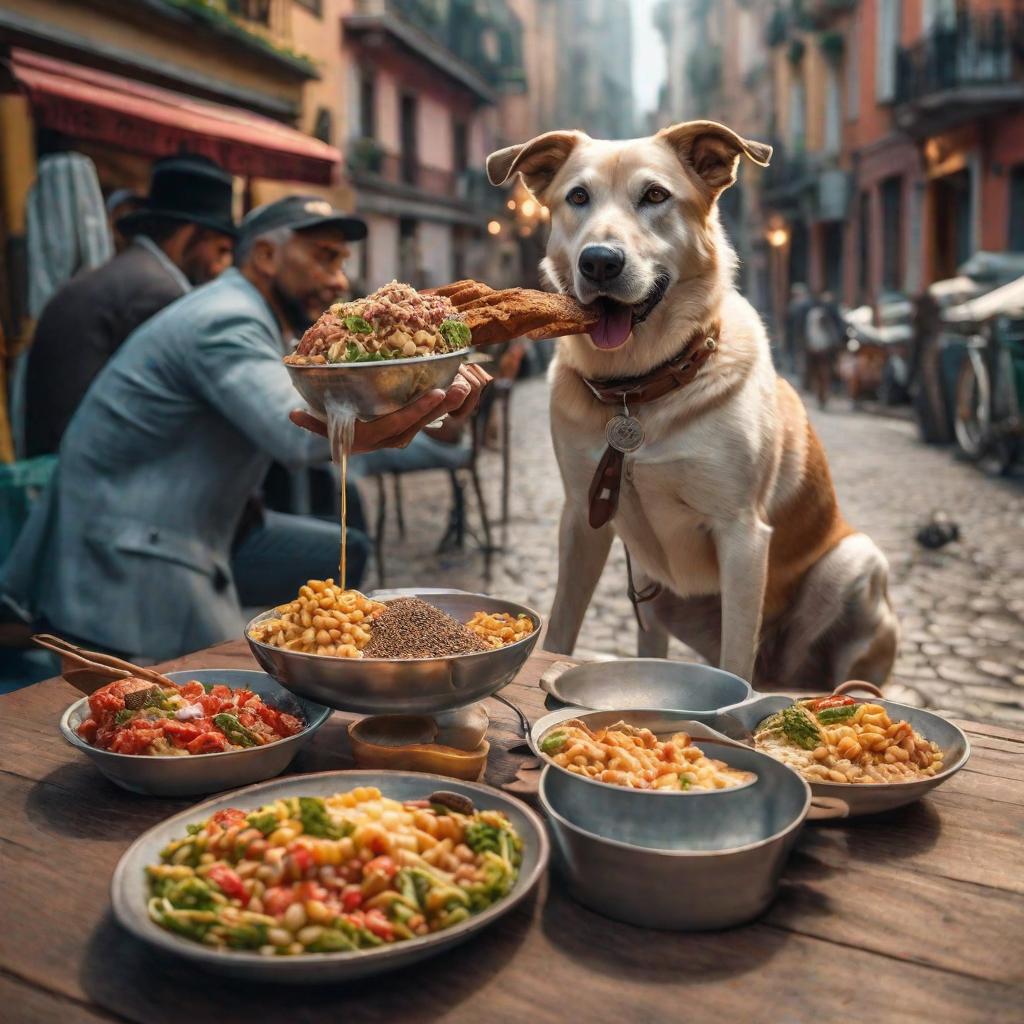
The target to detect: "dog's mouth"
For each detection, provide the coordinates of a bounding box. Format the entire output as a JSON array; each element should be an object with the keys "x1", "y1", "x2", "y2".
[{"x1": 587, "y1": 274, "x2": 671, "y2": 351}]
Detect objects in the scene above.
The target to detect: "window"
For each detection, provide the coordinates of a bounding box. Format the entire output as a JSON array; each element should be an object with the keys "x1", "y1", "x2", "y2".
[
  {"x1": 359, "y1": 70, "x2": 376, "y2": 139},
  {"x1": 824, "y1": 64, "x2": 842, "y2": 156},
  {"x1": 876, "y1": 0, "x2": 901, "y2": 103},
  {"x1": 857, "y1": 190, "x2": 870, "y2": 301},
  {"x1": 1010, "y1": 165, "x2": 1024, "y2": 252},
  {"x1": 788, "y1": 76, "x2": 806, "y2": 151},
  {"x1": 227, "y1": 0, "x2": 270, "y2": 25},
  {"x1": 452, "y1": 120, "x2": 469, "y2": 175},
  {"x1": 880, "y1": 176, "x2": 903, "y2": 292},
  {"x1": 399, "y1": 94, "x2": 418, "y2": 186},
  {"x1": 294, "y1": 0, "x2": 322, "y2": 15}
]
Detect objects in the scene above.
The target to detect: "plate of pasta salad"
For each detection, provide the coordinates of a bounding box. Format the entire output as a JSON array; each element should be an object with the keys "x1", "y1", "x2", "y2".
[{"x1": 111, "y1": 770, "x2": 548, "y2": 981}]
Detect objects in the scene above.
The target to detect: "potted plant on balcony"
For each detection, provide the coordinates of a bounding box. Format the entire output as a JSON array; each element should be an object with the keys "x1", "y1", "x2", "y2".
[{"x1": 348, "y1": 137, "x2": 385, "y2": 175}]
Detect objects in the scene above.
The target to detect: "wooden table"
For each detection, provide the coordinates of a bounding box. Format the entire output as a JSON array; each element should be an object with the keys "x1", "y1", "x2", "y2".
[{"x1": 2, "y1": 643, "x2": 1022, "y2": 1024}]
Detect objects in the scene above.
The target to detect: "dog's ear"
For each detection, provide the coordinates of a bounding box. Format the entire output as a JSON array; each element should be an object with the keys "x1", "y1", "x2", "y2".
[
  {"x1": 658, "y1": 121, "x2": 772, "y2": 195},
  {"x1": 486, "y1": 131, "x2": 582, "y2": 196}
]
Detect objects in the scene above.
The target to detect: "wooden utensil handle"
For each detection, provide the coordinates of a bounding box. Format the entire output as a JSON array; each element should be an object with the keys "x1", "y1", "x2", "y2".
[{"x1": 32, "y1": 634, "x2": 173, "y2": 687}]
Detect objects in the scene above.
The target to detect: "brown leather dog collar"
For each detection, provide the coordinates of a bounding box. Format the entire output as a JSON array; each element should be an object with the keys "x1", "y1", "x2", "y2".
[{"x1": 584, "y1": 322, "x2": 719, "y2": 529}]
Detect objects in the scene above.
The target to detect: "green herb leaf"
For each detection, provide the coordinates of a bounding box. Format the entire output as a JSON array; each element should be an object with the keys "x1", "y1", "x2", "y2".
[
  {"x1": 212, "y1": 713, "x2": 258, "y2": 748},
  {"x1": 439, "y1": 318, "x2": 471, "y2": 351},
  {"x1": 678, "y1": 774, "x2": 692, "y2": 789},
  {"x1": 780, "y1": 705, "x2": 823, "y2": 750},
  {"x1": 339, "y1": 342, "x2": 387, "y2": 363},
  {"x1": 246, "y1": 810, "x2": 279, "y2": 836},
  {"x1": 114, "y1": 708, "x2": 135, "y2": 725},
  {"x1": 297, "y1": 796, "x2": 353, "y2": 839},
  {"x1": 342, "y1": 315, "x2": 373, "y2": 334},
  {"x1": 539, "y1": 731, "x2": 567, "y2": 755},
  {"x1": 816, "y1": 704, "x2": 861, "y2": 725}
]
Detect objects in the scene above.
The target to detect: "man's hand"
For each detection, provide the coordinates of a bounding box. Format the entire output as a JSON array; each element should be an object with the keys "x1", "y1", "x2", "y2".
[{"x1": 289, "y1": 363, "x2": 493, "y2": 454}]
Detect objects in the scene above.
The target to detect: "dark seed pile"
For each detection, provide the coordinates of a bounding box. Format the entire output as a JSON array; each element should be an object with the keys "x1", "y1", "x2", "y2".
[{"x1": 363, "y1": 598, "x2": 490, "y2": 659}]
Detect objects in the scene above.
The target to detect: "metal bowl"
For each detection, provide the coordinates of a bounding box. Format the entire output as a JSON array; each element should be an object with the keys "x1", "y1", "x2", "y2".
[
  {"x1": 722, "y1": 692, "x2": 971, "y2": 818},
  {"x1": 286, "y1": 348, "x2": 467, "y2": 420},
  {"x1": 540, "y1": 753, "x2": 810, "y2": 930},
  {"x1": 532, "y1": 708, "x2": 798, "y2": 850},
  {"x1": 59, "y1": 669, "x2": 331, "y2": 797},
  {"x1": 246, "y1": 589, "x2": 541, "y2": 715},
  {"x1": 540, "y1": 659, "x2": 751, "y2": 719},
  {"x1": 110, "y1": 769, "x2": 549, "y2": 982}
]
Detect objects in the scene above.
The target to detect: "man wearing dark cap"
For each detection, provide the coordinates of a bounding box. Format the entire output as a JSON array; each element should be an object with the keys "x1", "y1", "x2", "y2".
[
  {"x1": 2, "y1": 196, "x2": 488, "y2": 661},
  {"x1": 24, "y1": 154, "x2": 236, "y2": 456}
]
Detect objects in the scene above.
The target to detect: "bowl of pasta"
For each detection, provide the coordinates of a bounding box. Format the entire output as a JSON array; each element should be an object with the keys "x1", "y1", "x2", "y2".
[
  {"x1": 537, "y1": 733, "x2": 812, "y2": 930},
  {"x1": 110, "y1": 770, "x2": 548, "y2": 981},
  {"x1": 721, "y1": 681, "x2": 970, "y2": 817}
]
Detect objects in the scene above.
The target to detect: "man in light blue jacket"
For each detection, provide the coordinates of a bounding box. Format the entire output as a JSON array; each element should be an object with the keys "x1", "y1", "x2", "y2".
[{"x1": 4, "y1": 197, "x2": 486, "y2": 661}]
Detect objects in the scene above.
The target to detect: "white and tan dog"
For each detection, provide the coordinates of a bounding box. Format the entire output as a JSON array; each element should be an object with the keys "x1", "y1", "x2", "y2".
[{"x1": 487, "y1": 121, "x2": 898, "y2": 687}]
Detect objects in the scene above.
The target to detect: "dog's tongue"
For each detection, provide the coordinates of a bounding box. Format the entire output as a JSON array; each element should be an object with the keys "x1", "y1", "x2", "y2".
[{"x1": 589, "y1": 303, "x2": 633, "y2": 350}]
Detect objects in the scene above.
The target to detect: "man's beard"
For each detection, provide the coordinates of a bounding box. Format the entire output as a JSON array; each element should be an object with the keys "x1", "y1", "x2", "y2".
[{"x1": 272, "y1": 281, "x2": 315, "y2": 337}]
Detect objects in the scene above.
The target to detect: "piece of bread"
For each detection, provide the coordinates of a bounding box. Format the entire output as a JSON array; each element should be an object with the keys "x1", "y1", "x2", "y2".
[{"x1": 432, "y1": 284, "x2": 597, "y2": 346}]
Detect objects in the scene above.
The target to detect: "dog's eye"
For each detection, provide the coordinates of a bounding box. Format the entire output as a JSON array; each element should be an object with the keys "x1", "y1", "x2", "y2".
[
  {"x1": 566, "y1": 187, "x2": 590, "y2": 207},
  {"x1": 642, "y1": 185, "x2": 671, "y2": 205}
]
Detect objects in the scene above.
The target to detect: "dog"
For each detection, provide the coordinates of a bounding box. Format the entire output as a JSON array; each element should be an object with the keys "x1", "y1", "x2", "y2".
[{"x1": 486, "y1": 121, "x2": 898, "y2": 688}]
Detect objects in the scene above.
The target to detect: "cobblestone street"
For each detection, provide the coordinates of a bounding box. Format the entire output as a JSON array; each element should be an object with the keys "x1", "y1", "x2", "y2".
[{"x1": 364, "y1": 376, "x2": 1024, "y2": 727}]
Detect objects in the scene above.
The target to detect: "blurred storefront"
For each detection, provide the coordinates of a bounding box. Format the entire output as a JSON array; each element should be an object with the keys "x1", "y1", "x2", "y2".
[{"x1": 0, "y1": 0, "x2": 341, "y2": 345}]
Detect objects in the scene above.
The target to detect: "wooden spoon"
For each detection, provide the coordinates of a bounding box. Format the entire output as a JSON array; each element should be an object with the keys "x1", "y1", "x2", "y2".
[{"x1": 32, "y1": 633, "x2": 174, "y2": 696}]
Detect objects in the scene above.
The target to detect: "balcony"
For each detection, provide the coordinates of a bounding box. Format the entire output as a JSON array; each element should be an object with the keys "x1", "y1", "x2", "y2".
[
  {"x1": 347, "y1": 138, "x2": 503, "y2": 222},
  {"x1": 894, "y1": 9, "x2": 1024, "y2": 136},
  {"x1": 345, "y1": 0, "x2": 525, "y2": 102},
  {"x1": 762, "y1": 143, "x2": 850, "y2": 223}
]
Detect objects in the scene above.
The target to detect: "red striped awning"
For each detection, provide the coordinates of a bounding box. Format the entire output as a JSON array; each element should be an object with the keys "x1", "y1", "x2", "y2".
[{"x1": 7, "y1": 48, "x2": 340, "y2": 185}]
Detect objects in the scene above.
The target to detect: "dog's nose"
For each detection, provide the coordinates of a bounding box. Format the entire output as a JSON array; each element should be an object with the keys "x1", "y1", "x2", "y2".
[{"x1": 578, "y1": 244, "x2": 625, "y2": 284}]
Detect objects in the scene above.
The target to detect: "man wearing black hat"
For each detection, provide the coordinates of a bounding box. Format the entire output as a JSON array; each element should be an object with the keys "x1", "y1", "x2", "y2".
[
  {"x1": 3, "y1": 195, "x2": 487, "y2": 661},
  {"x1": 24, "y1": 155, "x2": 236, "y2": 456}
]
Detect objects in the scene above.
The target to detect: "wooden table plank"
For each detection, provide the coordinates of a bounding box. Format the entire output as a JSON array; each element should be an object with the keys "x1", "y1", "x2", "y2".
[{"x1": 2, "y1": 642, "x2": 1022, "y2": 1024}]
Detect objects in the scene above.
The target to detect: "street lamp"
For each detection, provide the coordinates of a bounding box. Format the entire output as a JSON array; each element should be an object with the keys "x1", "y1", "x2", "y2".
[
  {"x1": 487, "y1": 220, "x2": 502, "y2": 236},
  {"x1": 766, "y1": 226, "x2": 790, "y2": 248}
]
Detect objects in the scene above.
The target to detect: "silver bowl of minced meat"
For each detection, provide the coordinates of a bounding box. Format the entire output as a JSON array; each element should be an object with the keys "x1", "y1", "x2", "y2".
[{"x1": 246, "y1": 589, "x2": 541, "y2": 715}]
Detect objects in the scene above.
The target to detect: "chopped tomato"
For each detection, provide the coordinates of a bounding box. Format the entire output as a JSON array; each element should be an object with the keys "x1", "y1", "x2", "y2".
[
  {"x1": 812, "y1": 695, "x2": 857, "y2": 711},
  {"x1": 187, "y1": 732, "x2": 228, "y2": 755},
  {"x1": 295, "y1": 880, "x2": 328, "y2": 903},
  {"x1": 88, "y1": 686, "x2": 126, "y2": 719},
  {"x1": 233, "y1": 689, "x2": 254, "y2": 706},
  {"x1": 160, "y1": 720, "x2": 203, "y2": 747},
  {"x1": 341, "y1": 886, "x2": 363, "y2": 912},
  {"x1": 179, "y1": 681, "x2": 206, "y2": 702},
  {"x1": 364, "y1": 855, "x2": 397, "y2": 880},
  {"x1": 264, "y1": 885, "x2": 297, "y2": 917},
  {"x1": 210, "y1": 808, "x2": 247, "y2": 829},
  {"x1": 237, "y1": 710, "x2": 259, "y2": 729},
  {"x1": 363, "y1": 909, "x2": 394, "y2": 941},
  {"x1": 110, "y1": 728, "x2": 159, "y2": 755},
  {"x1": 288, "y1": 844, "x2": 314, "y2": 874},
  {"x1": 277, "y1": 713, "x2": 303, "y2": 737},
  {"x1": 77, "y1": 719, "x2": 99, "y2": 744},
  {"x1": 210, "y1": 685, "x2": 233, "y2": 700},
  {"x1": 207, "y1": 864, "x2": 247, "y2": 902},
  {"x1": 199, "y1": 693, "x2": 225, "y2": 717}
]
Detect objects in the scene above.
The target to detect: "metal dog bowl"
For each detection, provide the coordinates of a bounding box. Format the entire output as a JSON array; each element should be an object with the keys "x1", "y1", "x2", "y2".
[
  {"x1": 286, "y1": 348, "x2": 467, "y2": 420},
  {"x1": 721, "y1": 686, "x2": 971, "y2": 818},
  {"x1": 59, "y1": 669, "x2": 331, "y2": 797},
  {"x1": 247, "y1": 589, "x2": 541, "y2": 715},
  {"x1": 539, "y1": 753, "x2": 810, "y2": 931},
  {"x1": 540, "y1": 659, "x2": 750, "y2": 719},
  {"x1": 111, "y1": 769, "x2": 549, "y2": 982}
]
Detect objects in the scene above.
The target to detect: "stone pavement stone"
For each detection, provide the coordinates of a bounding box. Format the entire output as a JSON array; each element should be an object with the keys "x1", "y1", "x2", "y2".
[{"x1": 361, "y1": 376, "x2": 1024, "y2": 726}]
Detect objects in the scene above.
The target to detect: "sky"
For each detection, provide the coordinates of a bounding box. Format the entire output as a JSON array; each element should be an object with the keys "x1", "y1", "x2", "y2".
[{"x1": 631, "y1": 0, "x2": 668, "y2": 123}]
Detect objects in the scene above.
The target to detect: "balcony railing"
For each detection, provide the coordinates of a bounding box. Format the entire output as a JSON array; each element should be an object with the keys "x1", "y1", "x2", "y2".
[
  {"x1": 895, "y1": 9, "x2": 1024, "y2": 108},
  {"x1": 347, "y1": 139, "x2": 504, "y2": 212}
]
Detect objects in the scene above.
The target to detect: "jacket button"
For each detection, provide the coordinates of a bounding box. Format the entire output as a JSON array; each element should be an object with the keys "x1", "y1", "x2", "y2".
[{"x1": 149, "y1": 529, "x2": 160, "y2": 543}]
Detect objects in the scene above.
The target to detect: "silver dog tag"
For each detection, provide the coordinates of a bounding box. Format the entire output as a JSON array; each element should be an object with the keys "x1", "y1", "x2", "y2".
[{"x1": 606, "y1": 414, "x2": 645, "y2": 453}]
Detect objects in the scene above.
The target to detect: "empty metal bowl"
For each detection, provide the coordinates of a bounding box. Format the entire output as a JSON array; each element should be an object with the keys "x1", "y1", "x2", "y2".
[
  {"x1": 59, "y1": 669, "x2": 331, "y2": 797},
  {"x1": 286, "y1": 348, "x2": 467, "y2": 420},
  {"x1": 722, "y1": 690, "x2": 971, "y2": 817},
  {"x1": 246, "y1": 590, "x2": 541, "y2": 715},
  {"x1": 540, "y1": 658, "x2": 751, "y2": 718},
  {"x1": 540, "y1": 754, "x2": 810, "y2": 930}
]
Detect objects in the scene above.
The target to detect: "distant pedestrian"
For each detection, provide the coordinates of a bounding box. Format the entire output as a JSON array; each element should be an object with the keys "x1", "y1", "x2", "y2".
[
  {"x1": 105, "y1": 188, "x2": 144, "y2": 253},
  {"x1": 784, "y1": 282, "x2": 811, "y2": 378},
  {"x1": 24, "y1": 155, "x2": 237, "y2": 456},
  {"x1": 805, "y1": 291, "x2": 844, "y2": 410}
]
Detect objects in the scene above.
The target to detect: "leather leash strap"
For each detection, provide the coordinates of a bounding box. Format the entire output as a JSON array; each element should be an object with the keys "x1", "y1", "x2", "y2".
[{"x1": 584, "y1": 323, "x2": 719, "y2": 530}]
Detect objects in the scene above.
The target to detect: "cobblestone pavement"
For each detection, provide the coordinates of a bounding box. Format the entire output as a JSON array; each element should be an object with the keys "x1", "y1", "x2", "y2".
[{"x1": 364, "y1": 376, "x2": 1024, "y2": 727}]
